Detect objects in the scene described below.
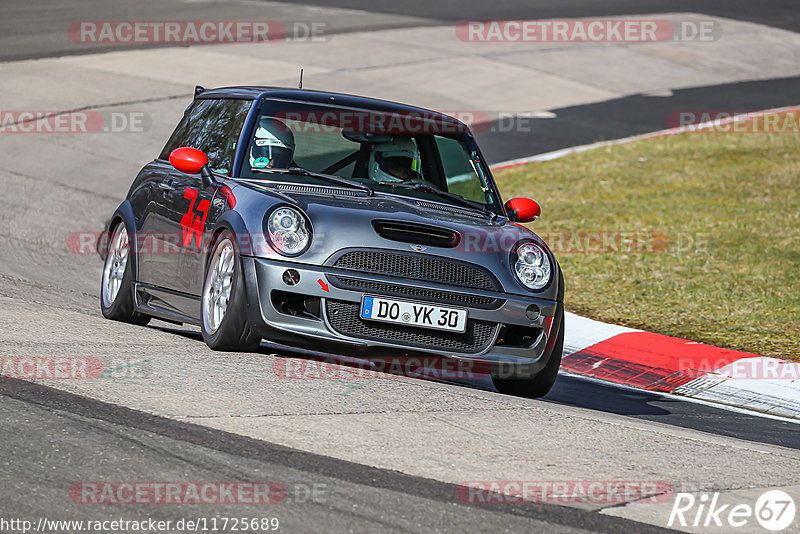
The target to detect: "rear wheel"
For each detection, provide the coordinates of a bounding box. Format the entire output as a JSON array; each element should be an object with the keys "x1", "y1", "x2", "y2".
[
  {"x1": 201, "y1": 230, "x2": 261, "y2": 351},
  {"x1": 492, "y1": 306, "x2": 564, "y2": 398},
  {"x1": 100, "y1": 221, "x2": 150, "y2": 325}
]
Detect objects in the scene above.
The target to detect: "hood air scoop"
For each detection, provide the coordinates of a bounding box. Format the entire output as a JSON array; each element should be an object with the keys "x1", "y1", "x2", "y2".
[{"x1": 372, "y1": 219, "x2": 461, "y2": 248}]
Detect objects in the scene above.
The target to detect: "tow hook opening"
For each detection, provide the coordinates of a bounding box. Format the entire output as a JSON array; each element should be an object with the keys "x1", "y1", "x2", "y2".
[
  {"x1": 494, "y1": 324, "x2": 542, "y2": 348},
  {"x1": 271, "y1": 291, "x2": 321, "y2": 320}
]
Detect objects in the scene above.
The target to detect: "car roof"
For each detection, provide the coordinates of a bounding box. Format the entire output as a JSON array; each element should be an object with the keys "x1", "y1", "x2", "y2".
[{"x1": 196, "y1": 86, "x2": 467, "y2": 129}]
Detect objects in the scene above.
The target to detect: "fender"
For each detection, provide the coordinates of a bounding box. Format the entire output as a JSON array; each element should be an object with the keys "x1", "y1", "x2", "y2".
[
  {"x1": 208, "y1": 208, "x2": 267, "y2": 329},
  {"x1": 210, "y1": 208, "x2": 250, "y2": 254},
  {"x1": 101, "y1": 201, "x2": 140, "y2": 278}
]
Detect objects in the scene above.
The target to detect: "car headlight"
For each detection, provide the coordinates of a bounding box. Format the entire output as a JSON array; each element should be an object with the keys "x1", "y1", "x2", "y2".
[
  {"x1": 266, "y1": 206, "x2": 311, "y2": 256},
  {"x1": 513, "y1": 242, "x2": 551, "y2": 291}
]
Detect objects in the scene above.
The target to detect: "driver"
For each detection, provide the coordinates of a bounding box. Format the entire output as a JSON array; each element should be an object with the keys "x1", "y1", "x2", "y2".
[
  {"x1": 368, "y1": 137, "x2": 422, "y2": 182},
  {"x1": 249, "y1": 117, "x2": 295, "y2": 169}
]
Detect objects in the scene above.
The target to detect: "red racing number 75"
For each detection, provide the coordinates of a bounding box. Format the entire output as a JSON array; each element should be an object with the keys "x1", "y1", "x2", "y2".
[{"x1": 179, "y1": 187, "x2": 210, "y2": 249}]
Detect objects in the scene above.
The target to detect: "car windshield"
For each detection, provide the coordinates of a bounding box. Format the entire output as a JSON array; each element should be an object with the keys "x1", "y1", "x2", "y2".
[{"x1": 238, "y1": 102, "x2": 503, "y2": 215}]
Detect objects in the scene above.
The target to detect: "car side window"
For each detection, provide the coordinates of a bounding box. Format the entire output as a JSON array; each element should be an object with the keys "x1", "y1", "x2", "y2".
[
  {"x1": 433, "y1": 135, "x2": 487, "y2": 204},
  {"x1": 159, "y1": 99, "x2": 216, "y2": 161},
  {"x1": 194, "y1": 99, "x2": 252, "y2": 175},
  {"x1": 159, "y1": 98, "x2": 252, "y2": 176}
]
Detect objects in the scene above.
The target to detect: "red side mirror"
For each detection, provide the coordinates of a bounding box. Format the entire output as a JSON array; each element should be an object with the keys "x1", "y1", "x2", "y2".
[
  {"x1": 169, "y1": 147, "x2": 208, "y2": 174},
  {"x1": 505, "y1": 197, "x2": 541, "y2": 223}
]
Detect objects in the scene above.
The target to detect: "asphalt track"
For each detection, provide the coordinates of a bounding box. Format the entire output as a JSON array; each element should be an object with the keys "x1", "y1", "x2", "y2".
[
  {"x1": 5, "y1": 0, "x2": 800, "y2": 163},
  {"x1": 0, "y1": 379, "x2": 673, "y2": 534},
  {"x1": 2, "y1": 1, "x2": 800, "y2": 533},
  {"x1": 279, "y1": 0, "x2": 800, "y2": 32},
  {"x1": 4, "y1": 0, "x2": 799, "y2": 61},
  {"x1": 478, "y1": 75, "x2": 800, "y2": 163}
]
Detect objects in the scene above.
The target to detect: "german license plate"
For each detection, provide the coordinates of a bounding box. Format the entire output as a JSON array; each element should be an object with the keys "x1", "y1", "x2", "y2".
[{"x1": 360, "y1": 296, "x2": 468, "y2": 333}]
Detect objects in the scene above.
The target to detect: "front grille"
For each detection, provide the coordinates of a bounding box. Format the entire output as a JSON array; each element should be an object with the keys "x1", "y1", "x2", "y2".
[
  {"x1": 332, "y1": 250, "x2": 498, "y2": 291},
  {"x1": 326, "y1": 300, "x2": 497, "y2": 353},
  {"x1": 330, "y1": 276, "x2": 501, "y2": 309}
]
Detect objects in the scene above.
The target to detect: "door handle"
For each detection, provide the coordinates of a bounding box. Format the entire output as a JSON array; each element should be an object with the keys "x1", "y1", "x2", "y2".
[{"x1": 158, "y1": 181, "x2": 175, "y2": 191}]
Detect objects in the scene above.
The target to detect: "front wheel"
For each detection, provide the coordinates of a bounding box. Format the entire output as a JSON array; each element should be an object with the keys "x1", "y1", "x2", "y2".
[
  {"x1": 492, "y1": 306, "x2": 564, "y2": 398},
  {"x1": 201, "y1": 230, "x2": 261, "y2": 351},
  {"x1": 100, "y1": 221, "x2": 150, "y2": 326}
]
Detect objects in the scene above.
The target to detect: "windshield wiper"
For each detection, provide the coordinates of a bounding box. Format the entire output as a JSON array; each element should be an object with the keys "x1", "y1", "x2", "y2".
[
  {"x1": 376, "y1": 181, "x2": 496, "y2": 219},
  {"x1": 251, "y1": 167, "x2": 373, "y2": 196}
]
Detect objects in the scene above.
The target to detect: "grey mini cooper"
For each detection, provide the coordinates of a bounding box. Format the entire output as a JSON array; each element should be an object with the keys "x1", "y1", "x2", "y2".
[{"x1": 100, "y1": 86, "x2": 564, "y2": 397}]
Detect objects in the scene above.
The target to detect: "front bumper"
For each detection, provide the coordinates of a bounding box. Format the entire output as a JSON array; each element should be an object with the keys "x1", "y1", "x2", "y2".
[{"x1": 241, "y1": 256, "x2": 561, "y2": 377}]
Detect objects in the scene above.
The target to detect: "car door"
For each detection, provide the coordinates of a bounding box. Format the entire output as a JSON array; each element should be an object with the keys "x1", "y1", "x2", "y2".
[
  {"x1": 137, "y1": 98, "x2": 216, "y2": 290},
  {"x1": 165, "y1": 98, "x2": 252, "y2": 297}
]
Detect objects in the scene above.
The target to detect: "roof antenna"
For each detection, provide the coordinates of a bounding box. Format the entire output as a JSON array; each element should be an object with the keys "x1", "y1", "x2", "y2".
[{"x1": 298, "y1": 68, "x2": 304, "y2": 89}]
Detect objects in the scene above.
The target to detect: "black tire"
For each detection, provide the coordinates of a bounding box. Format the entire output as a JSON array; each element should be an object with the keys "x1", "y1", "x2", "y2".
[
  {"x1": 200, "y1": 230, "x2": 261, "y2": 351},
  {"x1": 100, "y1": 220, "x2": 151, "y2": 326},
  {"x1": 492, "y1": 305, "x2": 564, "y2": 399}
]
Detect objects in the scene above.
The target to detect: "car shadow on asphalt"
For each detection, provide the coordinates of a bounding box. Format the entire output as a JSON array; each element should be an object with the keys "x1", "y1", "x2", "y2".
[
  {"x1": 151, "y1": 324, "x2": 800, "y2": 449},
  {"x1": 151, "y1": 322, "x2": 669, "y2": 413},
  {"x1": 545, "y1": 374, "x2": 672, "y2": 416},
  {"x1": 151, "y1": 323, "x2": 498, "y2": 391},
  {"x1": 150, "y1": 323, "x2": 800, "y2": 448}
]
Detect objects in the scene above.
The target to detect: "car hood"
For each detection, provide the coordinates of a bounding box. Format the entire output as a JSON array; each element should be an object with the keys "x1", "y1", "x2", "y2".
[{"x1": 232, "y1": 182, "x2": 558, "y2": 299}]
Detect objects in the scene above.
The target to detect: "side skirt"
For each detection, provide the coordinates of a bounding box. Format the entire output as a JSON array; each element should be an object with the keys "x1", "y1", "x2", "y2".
[{"x1": 134, "y1": 282, "x2": 201, "y2": 326}]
